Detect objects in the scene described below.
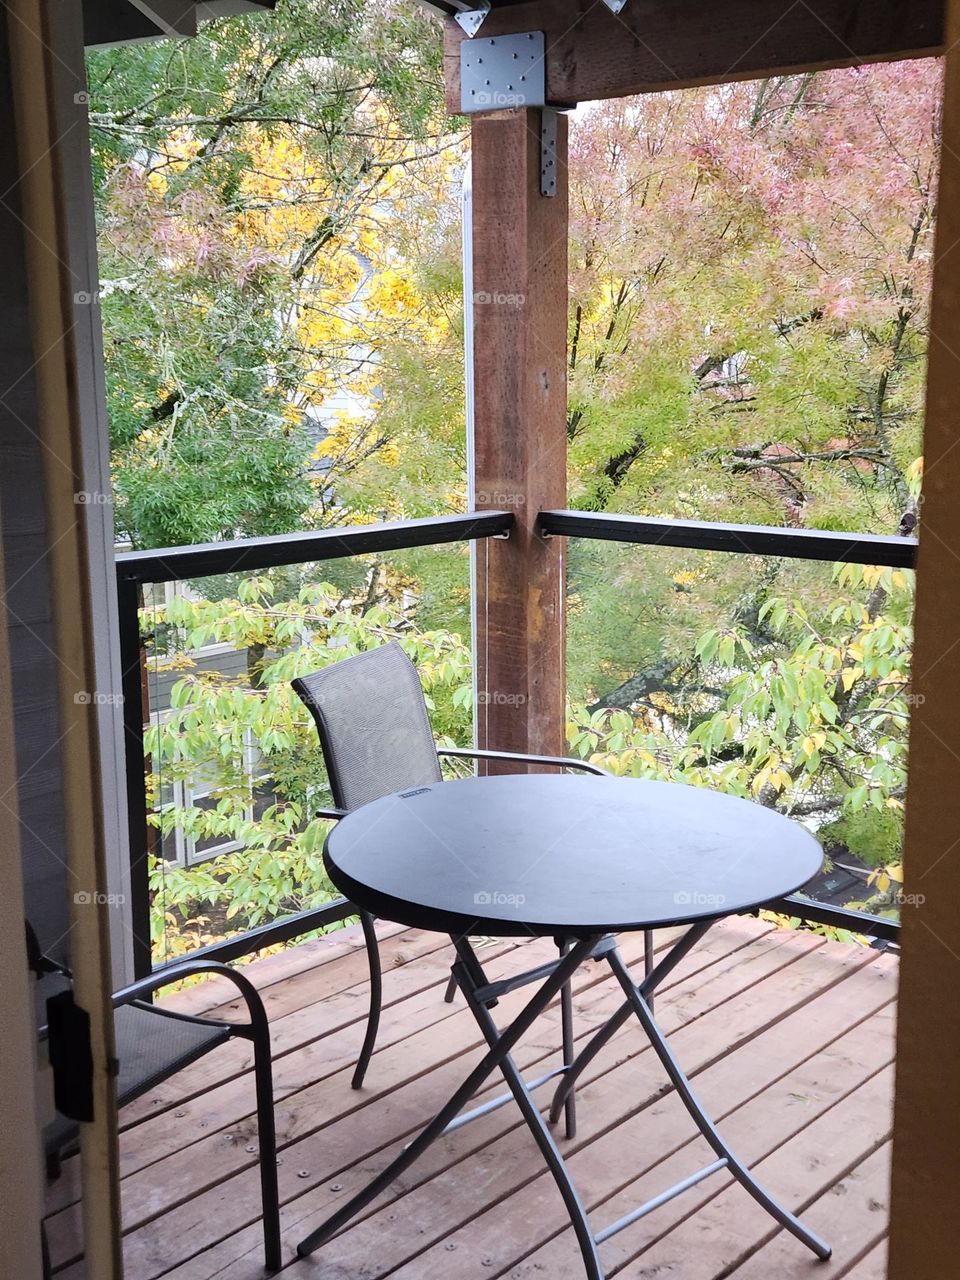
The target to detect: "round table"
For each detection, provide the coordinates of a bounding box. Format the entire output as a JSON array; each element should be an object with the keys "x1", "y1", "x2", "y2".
[
  {"x1": 322, "y1": 773, "x2": 824, "y2": 936},
  {"x1": 299, "y1": 774, "x2": 830, "y2": 1277}
]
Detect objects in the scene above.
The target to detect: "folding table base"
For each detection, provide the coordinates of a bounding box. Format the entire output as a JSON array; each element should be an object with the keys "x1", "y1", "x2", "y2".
[{"x1": 296, "y1": 925, "x2": 831, "y2": 1275}]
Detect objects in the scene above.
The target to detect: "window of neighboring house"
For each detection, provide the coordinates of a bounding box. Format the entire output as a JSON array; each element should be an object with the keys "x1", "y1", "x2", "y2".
[
  {"x1": 156, "y1": 722, "x2": 273, "y2": 867},
  {"x1": 144, "y1": 580, "x2": 239, "y2": 659}
]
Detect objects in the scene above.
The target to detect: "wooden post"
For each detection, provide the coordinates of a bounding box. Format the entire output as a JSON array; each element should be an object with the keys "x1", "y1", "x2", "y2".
[
  {"x1": 471, "y1": 108, "x2": 568, "y2": 760},
  {"x1": 888, "y1": 2, "x2": 960, "y2": 1275}
]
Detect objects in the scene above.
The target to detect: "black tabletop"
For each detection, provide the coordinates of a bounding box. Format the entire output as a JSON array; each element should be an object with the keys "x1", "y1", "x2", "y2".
[{"x1": 323, "y1": 774, "x2": 824, "y2": 938}]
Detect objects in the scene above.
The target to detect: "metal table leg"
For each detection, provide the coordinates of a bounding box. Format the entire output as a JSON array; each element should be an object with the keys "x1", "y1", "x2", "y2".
[
  {"x1": 295, "y1": 932, "x2": 600, "y2": 1260},
  {"x1": 549, "y1": 921, "x2": 712, "y2": 1126},
  {"x1": 297, "y1": 925, "x2": 831, "y2": 1274},
  {"x1": 453, "y1": 936, "x2": 603, "y2": 1278},
  {"x1": 605, "y1": 943, "x2": 832, "y2": 1260},
  {"x1": 549, "y1": 926, "x2": 830, "y2": 1264}
]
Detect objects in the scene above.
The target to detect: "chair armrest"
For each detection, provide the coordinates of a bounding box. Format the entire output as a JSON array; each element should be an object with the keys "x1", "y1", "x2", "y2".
[
  {"x1": 112, "y1": 960, "x2": 268, "y2": 1038},
  {"x1": 315, "y1": 806, "x2": 347, "y2": 820},
  {"x1": 436, "y1": 746, "x2": 612, "y2": 777}
]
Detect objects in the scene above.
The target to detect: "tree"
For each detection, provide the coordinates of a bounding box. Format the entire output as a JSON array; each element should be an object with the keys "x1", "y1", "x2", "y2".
[
  {"x1": 109, "y1": 47, "x2": 940, "y2": 954},
  {"x1": 88, "y1": 0, "x2": 461, "y2": 549},
  {"x1": 145, "y1": 569, "x2": 472, "y2": 960},
  {"x1": 554, "y1": 65, "x2": 939, "y2": 910},
  {"x1": 565, "y1": 65, "x2": 937, "y2": 528}
]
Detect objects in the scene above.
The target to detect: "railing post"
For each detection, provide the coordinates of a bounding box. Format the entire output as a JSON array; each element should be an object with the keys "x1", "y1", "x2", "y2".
[
  {"x1": 117, "y1": 575, "x2": 153, "y2": 978},
  {"x1": 471, "y1": 108, "x2": 568, "y2": 760}
]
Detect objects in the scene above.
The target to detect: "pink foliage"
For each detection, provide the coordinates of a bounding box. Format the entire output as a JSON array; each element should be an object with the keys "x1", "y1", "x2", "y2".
[
  {"x1": 567, "y1": 60, "x2": 941, "y2": 521},
  {"x1": 569, "y1": 60, "x2": 941, "y2": 323}
]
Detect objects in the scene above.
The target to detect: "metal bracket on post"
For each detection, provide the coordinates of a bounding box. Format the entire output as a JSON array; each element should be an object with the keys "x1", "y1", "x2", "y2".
[
  {"x1": 540, "y1": 108, "x2": 558, "y2": 197},
  {"x1": 460, "y1": 31, "x2": 546, "y2": 113},
  {"x1": 454, "y1": 2, "x2": 491, "y2": 37}
]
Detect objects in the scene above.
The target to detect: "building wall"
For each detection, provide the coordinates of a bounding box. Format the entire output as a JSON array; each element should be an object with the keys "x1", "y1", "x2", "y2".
[{"x1": 0, "y1": 22, "x2": 73, "y2": 969}]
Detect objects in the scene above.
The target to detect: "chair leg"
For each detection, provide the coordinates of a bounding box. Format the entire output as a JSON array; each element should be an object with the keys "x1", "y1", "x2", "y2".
[
  {"x1": 559, "y1": 939, "x2": 577, "y2": 1140},
  {"x1": 252, "y1": 1021, "x2": 281, "y2": 1272},
  {"x1": 644, "y1": 928, "x2": 655, "y2": 1015},
  {"x1": 444, "y1": 968, "x2": 458, "y2": 1003},
  {"x1": 352, "y1": 911, "x2": 382, "y2": 1090}
]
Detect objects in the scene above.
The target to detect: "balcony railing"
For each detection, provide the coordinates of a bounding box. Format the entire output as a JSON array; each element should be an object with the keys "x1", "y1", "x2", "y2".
[
  {"x1": 116, "y1": 508, "x2": 915, "y2": 977},
  {"x1": 542, "y1": 509, "x2": 917, "y2": 947},
  {"x1": 116, "y1": 511, "x2": 511, "y2": 977}
]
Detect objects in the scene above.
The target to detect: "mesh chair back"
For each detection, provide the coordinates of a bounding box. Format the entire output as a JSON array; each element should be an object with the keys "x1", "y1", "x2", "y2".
[{"x1": 292, "y1": 642, "x2": 442, "y2": 811}]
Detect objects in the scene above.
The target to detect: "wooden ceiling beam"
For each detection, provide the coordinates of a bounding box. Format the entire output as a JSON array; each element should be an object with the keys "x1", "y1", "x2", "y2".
[
  {"x1": 443, "y1": 0, "x2": 946, "y2": 110},
  {"x1": 82, "y1": 0, "x2": 274, "y2": 49}
]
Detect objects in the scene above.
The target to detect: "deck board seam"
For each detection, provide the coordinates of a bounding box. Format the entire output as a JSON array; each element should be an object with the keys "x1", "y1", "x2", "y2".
[
  {"x1": 46, "y1": 921, "x2": 898, "y2": 1280},
  {"x1": 218, "y1": 943, "x2": 888, "y2": 1272}
]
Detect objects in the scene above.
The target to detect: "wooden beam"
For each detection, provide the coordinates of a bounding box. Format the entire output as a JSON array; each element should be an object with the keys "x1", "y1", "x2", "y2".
[
  {"x1": 83, "y1": 0, "x2": 195, "y2": 46},
  {"x1": 83, "y1": 0, "x2": 274, "y2": 49},
  {"x1": 888, "y1": 2, "x2": 960, "y2": 1276},
  {"x1": 0, "y1": 393, "x2": 44, "y2": 1279},
  {"x1": 472, "y1": 108, "x2": 567, "y2": 760},
  {"x1": 444, "y1": 0, "x2": 945, "y2": 110}
]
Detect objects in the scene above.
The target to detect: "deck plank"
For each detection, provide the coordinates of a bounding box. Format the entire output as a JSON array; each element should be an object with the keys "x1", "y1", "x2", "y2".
[
  {"x1": 46, "y1": 917, "x2": 898, "y2": 1280},
  {"x1": 840, "y1": 1238, "x2": 888, "y2": 1278},
  {"x1": 49, "y1": 927, "x2": 691, "y2": 1270},
  {"x1": 91, "y1": 924, "x2": 770, "y2": 1278},
  {"x1": 149, "y1": 918, "x2": 410, "y2": 1020},
  {"x1": 595, "y1": 1071, "x2": 893, "y2": 1280},
  {"x1": 150, "y1": 930, "x2": 847, "y2": 1279},
  {"x1": 120, "y1": 929, "x2": 507, "y2": 1124},
  {"x1": 720, "y1": 1142, "x2": 891, "y2": 1280},
  {"x1": 380, "y1": 957, "x2": 895, "y2": 1280},
  {"x1": 493, "y1": 1071, "x2": 892, "y2": 1280},
  {"x1": 42, "y1": 928, "x2": 513, "y2": 1218}
]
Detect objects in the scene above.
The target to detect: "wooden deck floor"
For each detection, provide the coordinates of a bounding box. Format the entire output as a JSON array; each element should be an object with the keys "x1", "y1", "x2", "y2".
[{"x1": 46, "y1": 915, "x2": 897, "y2": 1280}]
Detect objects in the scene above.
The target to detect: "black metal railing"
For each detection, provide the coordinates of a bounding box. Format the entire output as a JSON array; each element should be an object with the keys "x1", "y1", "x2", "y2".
[
  {"x1": 541, "y1": 508, "x2": 918, "y2": 945},
  {"x1": 539, "y1": 509, "x2": 918, "y2": 569},
  {"x1": 116, "y1": 505, "x2": 913, "y2": 977},
  {"x1": 116, "y1": 510, "x2": 513, "y2": 977}
]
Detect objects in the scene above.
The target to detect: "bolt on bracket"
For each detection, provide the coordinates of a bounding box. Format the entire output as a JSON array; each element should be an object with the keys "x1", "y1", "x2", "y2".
[
  {"x1": 540, "y1": 108, "x2": 558, "y2": 197},
  {"x1": 460, "y1": 31, "x2": 546, "y2": 114},
  {"x1": 454, "y1": 2, "x2": 491, "y2": 37}
]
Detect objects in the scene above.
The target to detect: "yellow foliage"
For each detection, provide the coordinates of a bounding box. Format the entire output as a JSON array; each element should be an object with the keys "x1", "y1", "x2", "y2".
[
  {"x1": 841, "y1": 665, "x2": 864, "y2": 692},
  {"x1": 752, "y1": 764, "x2": 790, "y2": 795},
  {"x1": 136, "y1": 96, "x2": 462, "y2": 476}
]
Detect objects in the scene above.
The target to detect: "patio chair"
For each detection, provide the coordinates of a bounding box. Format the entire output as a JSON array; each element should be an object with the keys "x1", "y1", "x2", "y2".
[
  {"x1": 30, "y1": 922, "x2": 280, "y2": 1273},
  {"x1": 292, "y1": 640, "x2": 640, "y2": 1139}
]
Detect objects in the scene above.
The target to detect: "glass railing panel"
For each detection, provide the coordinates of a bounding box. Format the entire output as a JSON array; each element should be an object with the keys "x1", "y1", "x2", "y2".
[
  {"x1": 139, "y1": 541, "x2": 473, "y2": 965},
  {"x1": 566, "y1": 537, "x2": 915, "y2": 932}
]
